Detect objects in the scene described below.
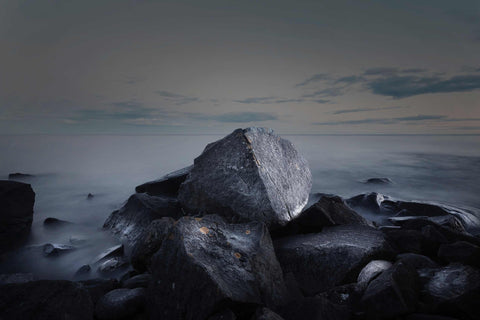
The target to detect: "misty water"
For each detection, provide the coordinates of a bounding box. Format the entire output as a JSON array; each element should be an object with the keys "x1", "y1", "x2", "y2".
[{"x1": 1, "y1": 133, "x2": 480, "y2": 280}]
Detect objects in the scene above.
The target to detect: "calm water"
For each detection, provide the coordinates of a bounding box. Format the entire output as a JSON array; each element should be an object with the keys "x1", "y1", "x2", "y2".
[{"x1": 1, "y1": 134, "x2": 479, "y2": 279}]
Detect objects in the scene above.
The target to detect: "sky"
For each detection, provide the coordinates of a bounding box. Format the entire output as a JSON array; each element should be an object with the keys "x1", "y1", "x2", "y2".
[{"x1": 1, "y1": 0, "x2": 479, "y2": 135}]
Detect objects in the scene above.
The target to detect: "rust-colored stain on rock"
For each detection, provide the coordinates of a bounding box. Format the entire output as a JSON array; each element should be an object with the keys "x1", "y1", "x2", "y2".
[{"x1": 199, "y1": 227, "x2": 209, "y2": 235}]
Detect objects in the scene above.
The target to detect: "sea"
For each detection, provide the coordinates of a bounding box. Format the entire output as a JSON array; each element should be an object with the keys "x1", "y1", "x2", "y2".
[{"x1": 1, "y1": 133, "x2": 479, "y2": 279}]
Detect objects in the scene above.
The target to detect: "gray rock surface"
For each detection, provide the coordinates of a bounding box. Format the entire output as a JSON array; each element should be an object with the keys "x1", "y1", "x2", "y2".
[
  {"x1": 95, "y1": 288, "x2": 146, "y2": 320},
  {"x1": 178, "y1": 128, "x2": 312, "y2": 227},
  {"x1": 274, "y1": 225, "x2": 394, "y2": 295},
  {"x1": 357, "y1": 260, "x2": 392, "y2": 286},
  {"x1": 135, "y1": 165, "x2": 192, "y2": 196},
  {"x1": 147, "y1": 214, "x2": 287, "y2": 320}
]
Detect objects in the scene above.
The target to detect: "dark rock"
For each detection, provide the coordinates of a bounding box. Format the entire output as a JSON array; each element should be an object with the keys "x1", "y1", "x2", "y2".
[
  {"x1": 0, "y1": 180, "x2": 35, "y2": 253},
  {"x1": 404, "y1": 314, "x2": 459, "y2": 320},
  {"x1": 319, "y1": 282, "x2": 365, "y2": 310},
  {"x1": 98, "y1": 257, "x2": 129, "y2": 276},
  {"x1": 208, "y1": 309, "x2": 237, "y2": 320},
  {"x1": 95, "y1": 288, "x2": 146, "y2": 320},
  {"x1": 396, "y1": 253, "x2": 438, "y2": 270},
  {"x1": 421, "y1": 264, "x2": 480, "y2": 320},
  {"x1": 277, "y1": 296, "x2": 350, "y2": 320},
  {"x1": 383, "y1": 228, "x2": 425, "y2": 254},
  {"x1": 103, "y1": 193, "x2": 182, "y2": 250},
  {"x1": 361, "y1": 261, "x2": 419, "y2": 319},
  {"x1": 0, "y1": 280, "x2": 94, "y2": 320},
  {"x1": 346, "y1": 192, "x2": 389, "y2": 214},
  {"x1": 130, "y1": 217, "x2": 175, "y2": 272},
  {"x1": 80, "y1": 278, "x2": 120, "y2": 305},
  {"x1": 135, "y1": 165, "x2": 192, "y2": 196},
  {"x1": 147, "y1": 215, "x2": 287, "y2": 320},
  {"x1": 122, "y1": 273, "x2": 151, "y2": 289},
  {"x1": 274, "y1": 225, "x2": 394, "y2": 296},
  {"x1": 251, "y1": 307, "x2": 284, "y2": 320},
  {"x1": 0, "y1": 273, "x2": 35, "y2": 284},
  {"x1": 357, "y1": 260, "x2": 392, "y2": 287},
  {"x1": 87, "y1": 193, "x2": 94, "y2": 199},
  {"x1": 93, "y1": 244, "x2": 124, "y2": 264},
  {"x1": 437, "y1": 241, "x2": 480, "y2": 267},
  {"x1": 74, "y1": 264, "x2": 91, "y2": 277},
  {"x1": 364, "y1": 177, "x2": 392, "y2": 184},
  {"x1": 43, "y1": 217, "x2": 73, "y2": 227},
  {"x1": 8, "y1": 172, "x2": 34, "y2": 179},
  {"x1": 43, "y1": 243, "x2": 75, "y2": 257},
  {"x1": 178, "y1": 127, "x2": 312, "y2": 228}
]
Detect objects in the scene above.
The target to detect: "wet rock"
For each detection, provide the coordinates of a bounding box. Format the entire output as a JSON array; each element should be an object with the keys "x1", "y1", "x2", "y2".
[
  {"x1": 396, "y1": 253, "x2": 438, "y2": 270},
  {"x1": 103, "y1": 193, "x2": 182, "y2": 250},
  {"x1": 43, "y1": 243, "x2": 75, "y2": 257},
  {"x1": 437, "y1": 241, "x2": 480, "y2": 267},
  {"x1": 274, "y1": 225, "x2": 394, "y2": 296},
  {"x1": 0, "y1": 273, "x2": 35, "y2": 284},
  {"x1": 357, "y1": 260, "x2": 392, "y2": 287},
  {"x1": 74, "y1": 264, "x2": 91, "y2": 277},
  {"x1": 122, "y1": 273, "x2": 151, "y2": 289},
  {"x1": 0, "y1": 280, "x2": 94, "y2": 320},
  {"x1": 404, "y1": 314, "x2": 459, "y2": 320},
  {"x1": 8, "y1": 172, "x2": 34, "y2": 179},
  {"x1": 178, "y1": 127, "x2": 312, "y2": 228},
  {"x1": 95, "y1": 288, "x2": 146, "y2": 320},
  {"x1": 251, "y1": 307, "x2": 285, "y2": 320},
  {"x1": 277, "y1": 296, "x2": 350, "y2": 320},
  {"x1": 87, "y1": 193, "x2": 94, "y2": 199},
  {"x1": 361, "y1": 261, "x2": 419, "y2": 318},
  {"x1": 346, "y1": 192, "x2": 388, "y2": 214},
  {"x1": 208, "y1": 309, "x2": 237, "y2": 320},
  {"x1": 147, "y1": 215, "x2": 287, "y2": 320},
  {"x1": 319, "y1": 282, "x2": 364, "y2": 311},
  {"x1": 93, "y1": 244, "x2": 124, "y2": 264},
  {"x1": 383, "y1": 228, "x2": 425, "y2": 254},
  {"x1": 98, "y1": 257, "x2": 129, "y2": 276},
  {"x1": 135, "y1": 165, "x2": 192, "y2": 196},
  {"x1": 364, "y1": 177, "x2": 392, "y2": 185},
  {"x1": 130, "y1": 217, "x2": 175, "y2": 272},
  {"x1": 422, "y1": 264, "x2": 480, "y2": 319},
  {"x1": 80, "y1": 278, "x2": 120, "y2": 305},
  {"x1": 43, "y1": 217, "x2": 73, "y2": 227},
  {"x1": 0, "y1": 180, "x2": 35, "y2": 253}
]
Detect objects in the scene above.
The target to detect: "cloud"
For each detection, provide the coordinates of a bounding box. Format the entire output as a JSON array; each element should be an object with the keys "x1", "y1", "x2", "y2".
[
  {"x1": 332, "y1": 106, "x2": 407, "y2": 115},
  {"x1": 73, "y1": 100, "x2": 160, "y2": 121},
  {"x1": 209, "y1": 112, "x2": 277, "y2": 123},
  {"x1": 368, "y1": 74, "x2": 480, "y2": 98},
  {"x1": 155, "y1": 90, "x2": 199, "y2": 105},
  {"x1": 313, "y1": 114, "x2": 447, "y2": 126},
  {"x1": 363, "y1": 67, "x2": 426, "y2": 76},
  {"x1": 234, "y1": 97, "x2": 305, "y2": 104},
  {"x1": 295, "y1": 73, "x2": 331, "y2": 87},
  {"x1": 302, "y1": 87, "x2": 345, "y2": 98}
]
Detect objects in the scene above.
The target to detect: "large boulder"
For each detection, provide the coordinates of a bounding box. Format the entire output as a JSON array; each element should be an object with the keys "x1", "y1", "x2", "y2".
[
  {"x1": 95, "y1": 288, "x2": 146, "y2": 320},
  {"x1": 178, "y1": 128, "x2": 312, "y2": 227},
  {"x1": 103, "y1": 193, "x2": 182, "y2": 250},
  {"x1": 274, "y1": 225, "x2": 394, "y2": 296},
  {"x1": 147, "y1": 214, "x2": 287, "y2": 320},
  {"x1": 0, "y1": 180, "x2": 35, "y2": 253},
  {"x1": 0, "y1": 280, "x2": 94, "y2": 320},
  {"x1": 135, "y1": 165, "x2": 192, "y2": 196}
]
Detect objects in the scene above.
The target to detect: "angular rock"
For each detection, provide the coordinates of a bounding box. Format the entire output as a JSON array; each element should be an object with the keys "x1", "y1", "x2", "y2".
[
  {"x1": 43, "y1": 243, "x2": 75, "y2": 257},
  {"x1": 0, "y1": 180, "x2": 35, "y2": 253},
  {"x1": 130, "y1": 217, "x2": 175, "y2": 272},
  {"x1": 361, "y1": 261, "x2": 419, "y2": 318},
  {"x1": 396, "y1": 253, "x2": 438, "y2": 270},
  {"x1": 43, "y1": 217, "x2": 73, "y2": 227},
  {"x1": 147, "y1": 215, "x2": 287, "y2": 320},
  {"x1": 437, "y1": 241, "x2": 480, "y2": 267},
  {"x1": 8, "y1": 172, "x2": 34, "y2": 179},
  {"x1": 346, "y1": 192, "x2": 389, "y2": 214},
  {"x1": 364, "y1": 177, "x2": 392, "y2": 185},
  {"x1": 122, "y1": 273, "x2": 151, "y2": 289},
  {"x1": 79, "y1": 278, "x2": 120, "y2": 305},
  {"x1": 103, "y1": 193, "x2": 182, "y2": 250},
  {"x1": 0, "y1": 280, "x2": 94, "y2": 320},
  {"x1": 277, "y1": 296, "x2": 350, "y2": 320},
  {"x1": 87, "y1": 193, "x2": 94, "y2": 199},
  {"x1": 252, "y1": 307, "x2": 285, "y2": 320},
  {"x1": 95, "y1": 288, "x2": 146, "y2": 320},
  {"x1": 178, "y1": 128, "x2": 312, "y2": 227},
  {"x1": 382, "y1": 228, "x2": 425, "y2": 254},
  {"x1": 422, "y1": 264, "x2": 480, "y2": 319},
  {"x1": 357, "y1": 260, "x2": 392, "y2": 286},
  {"x1": 98, "y1": 256, "x2": 129, "y2": 276},
  {"x1": 74, "y1": 264, "x2": 91, "y2": 276},
  {"x1": 135, "y1": 165, "x2": 192, "y2": 196},
  {"x1": 274, "y1": 225, "x2": 394, "y2": 296},
  {"x1": 0, "y1": 273, "x2": 35, "y2": 284}
]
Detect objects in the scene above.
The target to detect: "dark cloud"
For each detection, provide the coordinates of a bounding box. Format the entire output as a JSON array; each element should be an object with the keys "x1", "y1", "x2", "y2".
[
  {"x1": 234, "y1": 97, "x2": 304, "y2": 104},
  {"x1": 302, "y1": 87, "x2": 345, "y2": 98},
  {"x1": 74, "y1": 100, "x2": 159, "y2": 121},
  {"x1": 210, "y1": 112, "x2": 277, "y2": 123},
  {"x1": 314, "y1": 99, "x2": 331, "y2": 104},
  {"x1": 313, "y1": 115, "x2": 447, "y2": 126},
  {"x1": 295, "y1": 73, "x2": 330, "y2": 87},
  {"x1": 155, "y1": 91, "x2": 199, "y2": 105},
  {"x1": 332, "y1": 106, "x2": 407, "y2": 115},
  {"x1": 363, "y1": 67, "x2": 426, "y2": 76}
]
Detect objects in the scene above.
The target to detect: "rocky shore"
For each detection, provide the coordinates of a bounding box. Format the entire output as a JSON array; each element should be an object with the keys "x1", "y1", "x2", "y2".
[{"x1": 1, "y1": 127, "x2": 480, "y2": 320}]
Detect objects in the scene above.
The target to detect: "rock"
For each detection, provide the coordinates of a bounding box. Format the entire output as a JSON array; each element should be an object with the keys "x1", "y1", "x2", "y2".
[
  {"x1": 281, "y1": 195, "x2": 370, "y2": 235},
  {"x1": 92, "y1": 244, "x2": 124, "y2": 264},
  {"x1": 0, "y1": 180, "x2": 35, "y2": 253},
  {"x1": 8, "y1": 172, "x2": 34, "y2": 179},
  {"x1": 319, "y1": 283, "x2": 364, "y2": 310},
  {"x1": 103, "y1": 193, "x2": 182, "y2": 250},
  {"x1": 383, "y1": 228, "x2": 425, "y2": 254},
  {"x1": 80, "y1": 278, "x2": 120, "y2": 305},
  {"x1": 357, "y1": 260, "x2": 392, "y2": 286},
  {"x1": 43, "y1": 243, "x2": 75, "y2": 257},
  {"x1": 74, "y1": 264, "x2": 91, "y2": 277},
  {"x1": 251, "y1": 307, "x2": 285, "y2": 320},
  {"x1": 346, "y1": 192, "x2": 388, "y2": 214},
  {"x1": 178, "y1": 127, "x2": 312, "y2": 227},
  {"x1": 274, "y1": 225, "x2": 394, "y2": 296},
  {"x1": 404, "y1": 314, "x2": 459, "y2": 320},
  {"x1": 0, "y1": 280, "x2": 94, "y2": 320},
  {"x1": 98, "y1": 257, "x2": 129, "y2": 276},
  {"x1": 396, "y1": 253, "x2": 438, "y2": 270},
  {"x1": 95, "y1": 288, "x2": 146, "y2": 320},
  {"x1": 130, "y1": 217, "x2": 175, "y2": 272},
  {"x1": 208, "y1": 309, "x2": 237, "y2": 320},
  {"x1": 135, "y1": 165, "x2": 192, "y2": 196},
  {"x1": 361, "y1": 261, "x2": 419, "y2": 318},
  {"x1": 122, "y1": 273, "x2": 151, "y2": 289},
  {"x1": 437, "y1": 241, "x2": 480, "y2": 267},
  {"x1": 0, "y1": 273, "x2": 35, "y2": 284},
  {"x1": 364, "y1": 177, "x2": 392, "y2": 184},
  {"x1": 147, "y1": 215, "x2": 287, "y2": 320},
  {"x1": 43, "y1": 217, "x2": 73, "y2": 227},
  {"x1": 87, "y1": 193, "x2": 94, "y2": 199},
  {"x1": 422, "y1": 264, "x2": 480, "y2": 319},
  {"x1": 277, "y1": 296, "x2": 350, "y2": 320}
]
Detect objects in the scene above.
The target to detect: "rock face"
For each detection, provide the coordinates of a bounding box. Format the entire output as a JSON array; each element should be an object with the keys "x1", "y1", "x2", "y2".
[
  {"x1": 178, "y1": 128, "x2": 312, "y2": 227},
  {"x1": 274, "y1": 225, "x2": 394, "y2": 296},
  {"x1": 0, "y1": 280, "x2": 94, "y2": 320},
  {"x1": 95, "y1": 288, "x2": 146, "y2": 320},
  {"x1": 357, "y1": 260, "x2": 392, "y2": 287},
  {"x1": 103, "y1": 193, "x2": 182, "y2": 250},
  {"x1": 135, "y1": 165, "x2": 192, "y2": 196},
  {"x1": 0, "y1": 180, "x2": 35, "y2": 253},
  {"x1": 148, "y1": 214, "x2": 287, "y2": 320}
]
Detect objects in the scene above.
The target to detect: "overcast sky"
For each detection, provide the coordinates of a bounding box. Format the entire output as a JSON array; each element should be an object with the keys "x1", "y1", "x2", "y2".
[{"x1": 1, "y1": 0, "x2": 479, "y2": 134}]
